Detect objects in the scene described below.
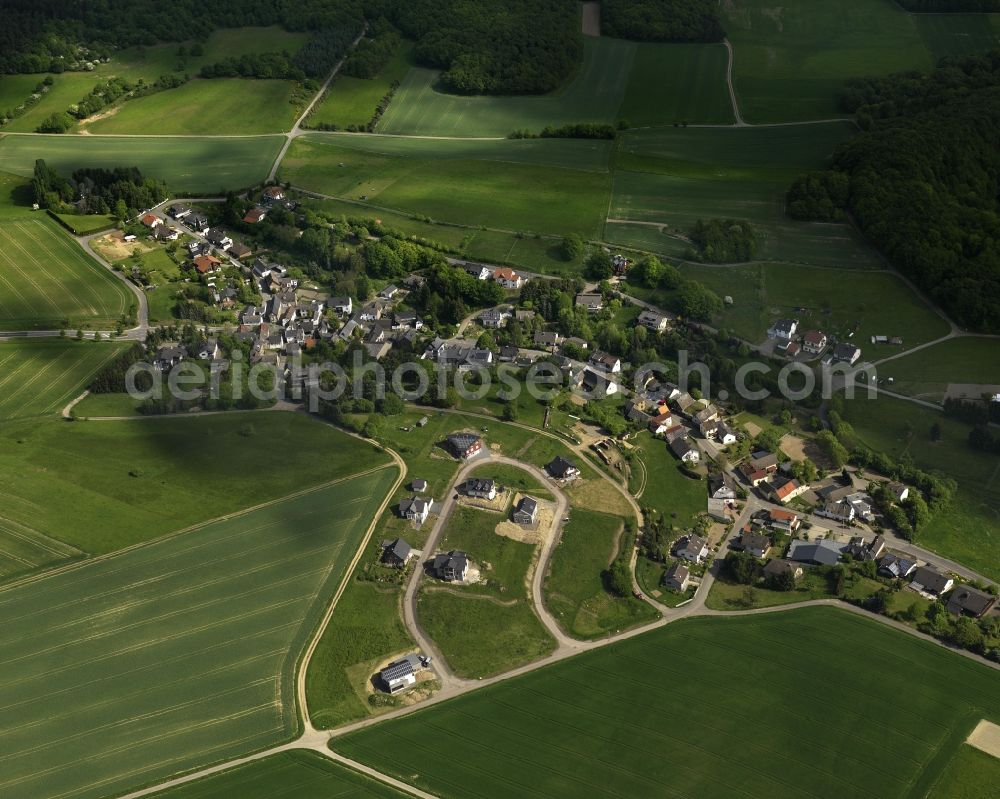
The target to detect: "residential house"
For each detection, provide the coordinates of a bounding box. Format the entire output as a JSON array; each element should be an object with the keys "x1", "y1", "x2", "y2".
[
  {"x1": 708, "y1": 474, "x2": 737, "y2": 501},
  {"x1": 801, "y1": 330, "x2": 828, "y2": 355},
  {"x1": 832, "y1": 342, "x2": 862, "y2": 365},
  {"x1": 140, "y1": 213, "x2": 161, "y2": 229},
  {"x1": 767, "y1": 319, "x2": 797, "y2": 340},
  {"x1": 844, "y1": 535, "x2": 886, "y2": 562},
  {"x1": 716, "y1": 421, "x2": 738, "y2": 445},
  {"x1": 909, "y1": 565, "x2": 954, "y2": 597},
  {"x1": 662, "y1": 424, "x2": 687, "y2": 442},
  {"x1": 465, "y1": 348, "x2": 494, "y2": 367},
  {"x1": 946, "y1": 585, "x2": 996, "y2": 618},
  {"x1": 734, "y1": 530, "x2": 771, "y2": 559},
  {"x1": 251, "y1": 259, "x2": 272, "y2": 281},
  {"x1": 672, "y1": 392, "x2": 696, "y2": 414},
  {"x1": 462, "y1": 263, "x2": 492, "y2": 280},
  {"x1": 493, "y1": 267, "x2": 524, "y2": 289},
  {"x1": 262, "y1": 185, "x2": 285, "y2": 203},
  {"x1": 578, "y1": 368, "x2": 618, "y2": 398},
  {"x1": 767, "y1": 476, "x2": 808, "y2": 504},
  {"x1": 787, "y1": 539, "x2": 844, "y2": 566},
  {"x1": 410, "y1": 478, "x2": 428, "y2": 493},
  {"x1": 887, "y1": 481, "x2": 909, "y2": 502},
  {"x1": 498, "y1": 345, "x2": 520, "y2": 362},
  {"x1": 153, "y1": 345, "x2": 186, "y2": 371},
  {"x1": 816, "y1": 500, "x2": 855, "y2": 525},
  {"x1": 707, "y1": 498, "x2": 729, "y2": 523},
  {"x1": 575, "y1": 293, "x2": 604, "y2": 313},
  {"x1": 205, "y1": 228, "x2": 232, "y2": 251},
  {"x1": 532, "y1": 331, "x2": 561, "y2": 351},
  {"x1": 648, "y1": 411, "x2": 674, "y2": 436},
  {"x1": 662, "y1": 562, "x2": 690, "y2": 592},
  {"x1": 767, "y1": 508, "x2": 801, "y2": 533},
  {"x1": 692, "y1": 405, "x2": 719, "y2": 428},
  {"x1": 669, "y1": 437, "x2": 700, "y2": 464},
  {"x1": 465, "y1": 478, "x2": 497, "y2": 500},
  {"x1": 378, "y1": 655, "x2": 421, "y2": 694},
  {"x1": 331, "y1": 296, "x2": 353, "y2": 316},
  {"x1": 194, "y1": 339, "x2": 220, "y2": 360},
  {"x1": 398, "y1": 496, "x2": 432, "y2": 526},
  {"x1": 611, "y1": 253, "x2": 630, "y2": 275},
  {"x1": 637, "y1": 309, "x2": 669, "y2": 332},
  {"x1": 673, "y1": 534, "x2": 709, "y2": 564},
  {"x1": 431, "y1": 550, "x2": 469, "y2": 582},
  {"x1": 229, "y1": 242, "x2": 252, "y2": 260},
  {"x1": 512, "y1": 496, "x2": 538, "y2": 525},
  {"x1": 186, "y1": 212, "x2": 210, "y2": 234},
  {"x1": 153, "y1": 225, "x2": 179, "y2": 242},
  {"x1": 738, "y1": 451, "x2": 779, "y2": 486},
  {"x1": 243, "y1": 207, "x2": 267, "y2": 224},
  {"x1": 763, "y1": 559, "x2": 803, "y2": 582},
  {"x1": 445, "y1": 433, "x2": 483, "y2": 460},
  {"x1": 379, "y1": 284, "x2": 399, "y2": 300},
  {"x1": 380, "y1": 538, "x2": 414, "y2": 569},
  {"x1": 588, "y1": 351, "x2": 621, "y2": 373},
  {"x1": 167, "y1": 204, "x2": 191, "y2": 220},
  {"x1": 546, "y1": 456, "x2": 580, "y2": 481},
  {"x1": 878, "y1": 554, "x2": 918, "y2": 579},
  {"x1": 562, "y1": 337, "x2": 589, "y2": 353},
  {"x1": 479, "y1": 307, "x2": 512, "y2": 329},
  {"x1": 777, "y1": 340, "x2": 801, "y2": 358}
]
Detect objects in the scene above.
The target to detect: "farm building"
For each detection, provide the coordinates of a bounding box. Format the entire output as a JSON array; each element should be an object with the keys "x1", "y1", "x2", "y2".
[{"x1": 378, "y1": 654, "x2": 422, "y2": 694}]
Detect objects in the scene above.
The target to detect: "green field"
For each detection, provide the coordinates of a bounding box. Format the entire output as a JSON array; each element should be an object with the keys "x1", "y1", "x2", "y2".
[
  {"x1": 723, "y1": 0, "x2": 933, "y2": 123},
  {"x1": 0, "y1": 515, "x2": 84, "y2": 583},
  {"x1": 335, "y1": 607, "x2": 1000, "y2": 798},
  {"x1": 840, "y1": 393, "x2": 1000, "y2": 580},
  {"x1": 281, "y1": 135, "x2": 612, "y2": 237},
  {"x1": 309, "y1": 43, "x2": 414, "y2": 130},
  {"x1": 930, "y1": 745, "x2": 1000, "y2": 799},
  {"x1": 0, "y1": 134, "x2": 283, "y2": 193},
  {"x1": 0, "y1": 75, "x2": 45, "y2": 116},
  {"x1": 85, "y1": 78, "x2": 299, "y2": 135},
  {"x1": 51, "y1": 212, "x2": 117, "y2": 235},
  {"x1": 877, "y1": 336, "x2": 1000, "y2": 403},
  {"x1": 673, "y1": 261, "x2": 950, "y2": 349},
  {"x1": 0, "y1": 26, "x2": 308, "y2": 134},
  {"x1": 631, "y1": 433, "x2": 706, "y2": 526},
  {"x1": 0, "y1": 412, "x2": 391, "y2": 554},
  {"x1": 610, "y1": 124, "x2": 884, "y2": 268},
  {"x1": 0, "y1": 468, "x2": 396, "y2": 799},
  {"x1": 544, "y1": 508, "x2": 657, "y2": 639},
  {"x1": 0, "y1": 340, "x2": 127, "y2": 420},
  {"x1": 914, "y1": 12, "x2": 1000, "y2": 60},
  {"x1": 148, "y1": 751, "x2": 407, "y2": 798},
  {"x1": 0, "y1": 216, "x2": 134, "y2": 329}
]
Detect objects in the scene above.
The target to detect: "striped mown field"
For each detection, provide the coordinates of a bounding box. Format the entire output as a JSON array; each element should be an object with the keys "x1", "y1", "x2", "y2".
[
  {"x1": 0, "y1": 340, "x2": 127, "y2": 420},
  {"x1": 0, "y1": 217, "x2": 134, "y2": 330},
  {"x1": 0, "y1": 467, "x2": 398, "y2": 799}
]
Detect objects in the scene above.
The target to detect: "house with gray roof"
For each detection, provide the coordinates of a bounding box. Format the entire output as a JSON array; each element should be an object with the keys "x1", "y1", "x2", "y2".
[
  {"x1": 787, "y1": 538, "x2": 844, "y2": 567},
  {"x1": 431, "y1": 550, "x2": 469, "y2": 582},
  {"x1": 513, "y1": 496, "x2": 538, "y2": 525},
  {"x1": 380, "y1": 538, "x2": 414, "y2": 569}
]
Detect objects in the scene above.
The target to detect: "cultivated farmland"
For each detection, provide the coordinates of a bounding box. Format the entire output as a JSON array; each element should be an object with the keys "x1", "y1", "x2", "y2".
[
  {"x1": 609, "y1": 123, "x2": 883, "y2": 268},
  {"x1": 309, "y1": 43, "x2": 414, "y2": 130},
  {"x1": 876, "y1": 337, "x2": 1000, "y2": 404},
  {"x1": 280, "y1": 135, "x2": 612, "y2": 237},
  {"x1": 0, "y1": 134, "x2": 283, "y2": 193},
  {"x1": 915, "y1": 12, "x2": 1000, "y2": 60},
  {"x1": 0, "y1": 467, "x2": 398, "y2": 799},
  {"x1": 148, "y1": 751, "x2": 407, "y2": 799},
  {"x1": 0, "y1": 340, "x2": 127, "y2": 419},
  {"x1": 335, "y1": 607, "x2": 1000, "y2": 799},
  {"x1": 0, "y1": 412, "x2": 391, "y2": 554},
  {"x1": 0, "y1": 516, "x2": 83, "y2": 583},
  {"x1": 0, "y1": 217, "x2": 134, "y2": 330}
]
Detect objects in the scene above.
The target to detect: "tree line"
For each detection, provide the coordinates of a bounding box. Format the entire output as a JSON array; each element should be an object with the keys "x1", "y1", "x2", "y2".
[
  {"x1": 896, "y1": 1, "x2": 1000, "y2": 9},
  {"x1": 32, "y1": 160, "x2": 167, "y2": 218},
  {"x1": 786, "y1": 51, "x2": 1000, "y2": 333},
  {"x1": 601, "y1": 0, "x2": 725, "y2": 43}
]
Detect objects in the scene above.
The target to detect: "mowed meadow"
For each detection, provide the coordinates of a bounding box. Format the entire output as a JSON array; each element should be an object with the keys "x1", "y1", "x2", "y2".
[
  {"x1": 335, "y1": 608, "x2": 1000, "y2": 799},
  {"x1": 0, "y1": 467, "x2": 398, "y2": 799}
]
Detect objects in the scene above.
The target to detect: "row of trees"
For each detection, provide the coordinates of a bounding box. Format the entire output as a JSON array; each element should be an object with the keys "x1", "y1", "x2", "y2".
[
  {"x1": 787, "y1": 51, "x2": 1000, "y2": 332},
  {"x1": 601, "y1": 0, "x2": 725, "y2": 43},
  {"x1": 31, "y1": 160, "x2": 167, "y2": 218},
  {"x1": 687, "y1": 218, "x2": 759, "y2": 263},
  {"x1": 341, "y1": 24, "x2": 401, "y2": 79},
  {"x1": 200, "y1": 52, "x2": 306, "y2": 81}
]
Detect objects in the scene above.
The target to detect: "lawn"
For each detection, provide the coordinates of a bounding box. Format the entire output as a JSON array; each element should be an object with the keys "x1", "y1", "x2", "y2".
[
  {"x1": 415, "y1": 589, "x2": 555, "y2": 679},
  {"x1": 147, "y1": 751, "x2": 408, "y2": 798},
  {"x1": 309, "y1": 42, "x2": 414, "y2": 130},
  {"x1": 631, "y1": 432, "x2": 705, "y2": 527},
  {"x1": 466, "y1": 462, "x2": 550, "y2": 496},
  {"x1": 839, "y1": 393, "x2": 1000, "y2": 581},
  {"x1": 877, "y1": 337, "x2": 1000, "y2": 404},
  {"x1": 0, "y1": 468, "x2": 396, "y2": 799},
  {"x1": 280, "y1": 135, "x2": 612, "y2": 237},
  {"x1": 675, "y1": 262, "x2": 950, "y2": 349},
  {"x1": 0, "y1": 216, "x2": 135, "y2": 330},
  {"x1": 544, "y1": 508, "x2": 657, "y2": 639},
  {"x1": 723, "y1": 0, "x2": 933, "y2": 123},
  {"x1": 51, "y1": 212, "x2": 117, "y2": 235},
  {"x1": 334, "y1": 607, "x2": 1000, "y2": 799},
  {"x1": 0, "y1": 26, "x2": 308, "y2": 133},
  {"x1": 84, "y1": 78, "x2": 300, "y2": 135},
  {"x1": 610, "y1": 124, "x2": 884, "y2": 269},
  {"x1": 437, "y1": 505, "x2": 536, "y2": 598},
  {"x1": 0, "y1": 340, "x2": 127, "y2": 424},
  {"x1": 0, "y1": 134, "x2": 283, "y2": 193},
  {"x1": 0, "y1": 411, "x2": 392, "y2": 554}
]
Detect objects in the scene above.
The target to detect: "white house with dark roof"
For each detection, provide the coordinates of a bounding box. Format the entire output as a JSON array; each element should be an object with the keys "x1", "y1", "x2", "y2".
[
  {"x1": 767, "y1": 319, "x2": 797, "y2": 340},
  {"x1": 512, "y1": 496, "x2": 538, "y2": 525},
  {"x1": 673, "y1": 534, "x2": 709, "y2": 564},
  {"x1": 465, "y1": 477, "x2": 497, "y2": 500}
]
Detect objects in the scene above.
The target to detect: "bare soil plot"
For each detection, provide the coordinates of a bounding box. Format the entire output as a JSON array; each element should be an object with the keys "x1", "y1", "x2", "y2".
[{"x1": 967, "y1": 719, "x2": 1000, "y2": 759}]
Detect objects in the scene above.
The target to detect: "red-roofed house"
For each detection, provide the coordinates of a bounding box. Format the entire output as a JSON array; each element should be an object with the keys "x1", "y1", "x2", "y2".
[
  {"x1": 262, "y1": 185, "x2": 285, "y2": 201},
  {"x1": 648, "y1": 411, "x2": 674, "y2": 436},
  {"x1": 801, "y1": 330, "x2": 827, "y2": 354},
  {"x1": 194, "y1": 254, "x2": 222, "y2": 275},
  {"x1": 243, "y1": 207, "x2": 267, "y2": 224},
  {"x1": 768, "y1": 476, "x2": 809, "y2": 504},
  {"x1": 141, "y1": 213, "x2": 161, "y2": 228},
  {"x1": 493, "y1": 267, "x2": 524, "y2": 289},
  {"x1": 767, "y1": 508, "x2": 801, "y2": 532}
]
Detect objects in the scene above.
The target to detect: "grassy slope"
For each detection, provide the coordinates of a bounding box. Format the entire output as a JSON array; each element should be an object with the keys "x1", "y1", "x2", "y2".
[
  {"x1": 631, "y1": 432, "x2": 705, "y2": 525},
  {"x1": 609, "y1": 123, "x2": 883, "y2": 268},
  {"x1": 0, "y1": 412, "x2": 391, "y2": 554},
  {"x1": 544, "y1": 508, "x2": 657, "y2": 638},
  {"x1": 0, "y1": 216, "x2": 134, "y2": 330},
  {"x1": 0, "y1": 340, "x2": 127, "y2": 420},
  {"x1": 840, "y1": 393, "x2": 1000, "y2": 580},
  {"x1": 723, "y1": 0, "x2": 932, "y2": 123},
  {"x1": 85, "y1": 79, "x2": 298, "y2": 135},
  {"x1": 337, "y1": 607, "x2": 1000, "y2": 799},
  {"x1": 0, "y1": 134, "x2": 282, "y2": 193},
  {"x1": 147, "y1": 751, "x2": 408, "y2": 798},
  {"x1": 309, "y1": 43, "x2": 414, "y2": 130},
  {"x1": 281, "y1": 135, "x2": 612, "y2": 237},
  {"x1": 877, "y1": 337, "x2": 1000, "y2": 402},
  {"x1": 0, "y1": 26, "x2": 307, "y2": 133},
  {"x1": 0, "y1": 469, "x2": 396, "y2": 799}
]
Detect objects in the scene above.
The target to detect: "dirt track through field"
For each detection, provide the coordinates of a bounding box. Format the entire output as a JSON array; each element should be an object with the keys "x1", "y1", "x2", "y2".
[
  {"x1": 582, "y1": 2, "x2": 601, "y2": 37},
  {"x1": 967, "y1": 719, "x2": 1000, "y2": 758}
]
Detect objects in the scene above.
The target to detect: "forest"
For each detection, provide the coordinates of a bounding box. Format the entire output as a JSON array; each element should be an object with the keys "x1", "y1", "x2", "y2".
[
  {"x1": 787, "y1": 52, "x2": 1000, "y2": 333},
  {"x1": 601, "y1": 0, "x2": 725, "y2": 43},
  {"x1": 31, "y1": 160, "x2": 167, "y2": 217}
]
